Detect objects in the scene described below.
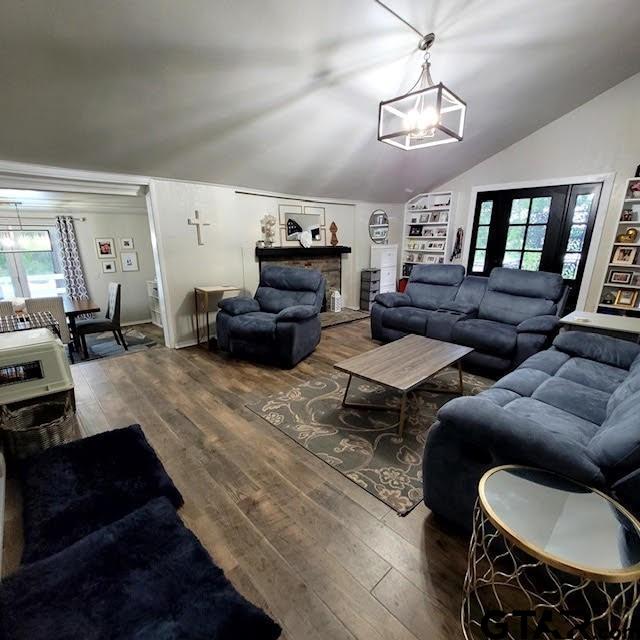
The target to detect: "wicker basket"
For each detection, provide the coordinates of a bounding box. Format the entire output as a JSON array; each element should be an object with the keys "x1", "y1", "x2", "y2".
[{"x1": 0, "y1": 391, "x2": 79, "y2": 460}]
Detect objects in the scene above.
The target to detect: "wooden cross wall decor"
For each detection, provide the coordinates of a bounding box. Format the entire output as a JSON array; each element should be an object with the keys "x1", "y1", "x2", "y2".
[{"x1": 188, "y1": 210, "x2": 211, "y2": 246}]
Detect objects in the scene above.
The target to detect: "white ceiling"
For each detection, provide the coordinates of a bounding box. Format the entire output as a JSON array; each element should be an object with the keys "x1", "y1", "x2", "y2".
[{"x1": 0, "y1": 0, "x2": 639, "y2": 203}]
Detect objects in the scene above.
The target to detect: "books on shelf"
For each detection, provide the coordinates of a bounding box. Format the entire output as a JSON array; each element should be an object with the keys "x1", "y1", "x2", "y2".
[
  {"x1": 402, "y1": 191, "x2": 453, "y2": 278},
  {"x1": 598, "y1": 178, "x2": 640, "y2": 314}
]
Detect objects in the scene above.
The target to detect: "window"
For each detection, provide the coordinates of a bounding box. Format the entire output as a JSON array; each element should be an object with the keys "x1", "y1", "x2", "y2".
[
  {"x1": 0, "y1": 228, "x2": 66, "y2": 300},
  {"x1": 501, "y1": 197, "x2": 550, "y2": 271},
  {"x1": 467, "y1": 183, "x2": 602, "y2": 312},
  {"x1": 470, "y1": 200, "x2": 492, "y2": 273}
]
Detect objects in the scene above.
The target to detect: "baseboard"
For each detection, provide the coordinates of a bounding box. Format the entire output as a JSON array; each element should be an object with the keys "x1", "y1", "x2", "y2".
[
  {"x1": 175, "y1": 339, "x2": 198, "y2": 349},
  {"x1": 121, "y1": 319, "x2": 153, "y2": 327}
]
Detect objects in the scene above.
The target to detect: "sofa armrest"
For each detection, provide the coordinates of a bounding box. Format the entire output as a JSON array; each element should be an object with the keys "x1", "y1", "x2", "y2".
[
  {"x1": 275, "y1": 305, "x2": 318, "y2": 322},
  {"x1": 217, "y1": 297, "x2": 260, "y2": 316},
  {"x1": 516, "y1": 315, "x2": 559, "y2": 334},
  {"x1": 437, "y1": 396, "x2": 605, "y2": 486},
  {"x1": 553, "y1": 331, "x2": 640, "y2": 370},
  {"x1": 438, "y1": 301, "x2": 478, "y2": 316},
  {"x1": 374, "y1": 292, "x2": 411, "y2": 308}
]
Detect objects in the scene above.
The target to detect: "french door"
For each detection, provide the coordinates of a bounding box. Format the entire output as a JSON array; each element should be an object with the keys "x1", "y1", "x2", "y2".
[{"x1": 468, "y1": 183, "x2": 602, "y2": 311}]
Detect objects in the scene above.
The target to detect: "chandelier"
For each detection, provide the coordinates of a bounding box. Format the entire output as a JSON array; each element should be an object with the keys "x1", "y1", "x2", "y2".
[{"x1": 375, "y1": 3, "x2": 467, "y2": 150}]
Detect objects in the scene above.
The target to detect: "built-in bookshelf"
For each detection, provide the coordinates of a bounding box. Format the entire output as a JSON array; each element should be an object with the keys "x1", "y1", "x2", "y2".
[
  {"x1": 402, "y1": 191, "x2": 453, "y2": 278},
  {"x1": 598, "y1": 177, "x2": 640, "y2": 317},
  {"x1": 146, "y1": 280, "x2": 163, "y2": 327}
]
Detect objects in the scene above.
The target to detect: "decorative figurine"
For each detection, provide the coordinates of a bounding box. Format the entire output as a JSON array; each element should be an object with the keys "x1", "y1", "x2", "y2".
[
  {"x1": 616, "y1": 228, "x2": 638, "y2": 244},
  {"x1": 260, "y1": 214, "x2": 276, "y2": 247},
  {"x1": 329, "y1": 221, "x2": 338, "y2": 246}
]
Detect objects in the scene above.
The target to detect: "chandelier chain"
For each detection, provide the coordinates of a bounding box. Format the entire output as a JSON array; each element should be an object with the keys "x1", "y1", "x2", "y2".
[{"x1": 373, "y1": 0, "x2": 425, "y2": 39}]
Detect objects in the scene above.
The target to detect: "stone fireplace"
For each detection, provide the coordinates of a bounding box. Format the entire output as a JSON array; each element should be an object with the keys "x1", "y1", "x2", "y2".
[{"x1": 255, "y1": 246, "x2": 352, "y2": 311}]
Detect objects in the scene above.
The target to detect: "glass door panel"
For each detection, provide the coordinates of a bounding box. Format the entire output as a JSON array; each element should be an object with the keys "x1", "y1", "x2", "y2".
[{"x1": 468, "y1": 184, "x2": 601, "y2": 312}]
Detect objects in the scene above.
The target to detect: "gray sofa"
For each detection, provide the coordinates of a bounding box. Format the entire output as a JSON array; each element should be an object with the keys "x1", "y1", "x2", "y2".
[
  {"x1": 423, "y1": 331, "x2": 640, "y2": 531},
  {"x1": 371, "y1": 265, "x2": 567, "y2": 372},
  {"x1": 217, "y1": 265, "x2": 324, "y2": 368}
]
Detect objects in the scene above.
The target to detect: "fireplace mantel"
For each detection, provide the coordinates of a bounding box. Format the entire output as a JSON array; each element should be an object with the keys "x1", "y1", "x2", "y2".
[{"x1": 255, "y1": 245, "x2": 351, "y2": 260}]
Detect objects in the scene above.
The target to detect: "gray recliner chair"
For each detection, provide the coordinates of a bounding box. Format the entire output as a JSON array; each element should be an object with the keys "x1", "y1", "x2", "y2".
[{"x1": 216, "y1": 265, "x2": 325, "y2": 368}]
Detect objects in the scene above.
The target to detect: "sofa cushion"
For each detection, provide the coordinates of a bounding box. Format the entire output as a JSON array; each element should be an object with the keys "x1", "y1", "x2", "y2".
[
  {"x1": 478, "y1": 268, "x2": 563, "y2": 325},
  {"x1": 553, "y1": 331, "x2": 640, "y2": 370},
  {"x1": 607, "y1": 368, "x2": 640, "y2": 416},
  {"x1": 494, "y1": 368, "x2": 550, "y2": 397},
  {"x1": 532, "y1": 377, "x2": 610, "y2": 426},
  {"x1": 504, "y1": 397, "x2": 600, "y2": 446},
  {"x1": 517, "y1": 348, "x2": 570, "y2": 376},
  {"x1": 382, "y1": 307, "x2": 432, "y2": 335},
  {"x1": 405, "y1": 264, "x2": 464, "y2": 311},
  {"x1": 229, "y1": 312, "x2": 277, "y2": 340},
  {"x1": 255, "y1": 287, "x2": 318, "y2": 313},
  {"x1": 477, "y1": 387, "x2": 521, "y2": 407},
  {"x1": 452, "y1": 319, "x2": 517, "y2": 356},
  {"x1": 589, "y1": 391, "x2": 640, "y2": 480},
  {"x1": 556, "y1": 357, "x2": 627, "y2": 394}
]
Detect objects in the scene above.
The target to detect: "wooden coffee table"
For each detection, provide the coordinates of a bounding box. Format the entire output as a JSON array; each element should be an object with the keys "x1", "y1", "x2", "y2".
[{"x1": 334, "y1": 335, "x2": 473, "y2": 438}]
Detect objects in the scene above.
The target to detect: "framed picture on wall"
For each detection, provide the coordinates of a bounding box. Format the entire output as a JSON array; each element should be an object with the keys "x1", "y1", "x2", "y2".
[
  {"x1": 612, "y1": 246, "x2": 637, "y2": 265},
  {"x1": 121, "y1": 251, "x2": 139, "y2": 272},
  {"x1": 102, "y1": 260, "x2": 116, "y2": 274},
  {"x1": 95, "y1": 238, "x2": 116, "y2": 259},
  {"x1": 609, "y1": 271, "x2": 632, "y2": 285},
  {"x1": 615, "y1": 289, "x2": 638, "y2": 307},
  {"x1": 120, "y1": 238, "x2": 134, "y2": 249}
]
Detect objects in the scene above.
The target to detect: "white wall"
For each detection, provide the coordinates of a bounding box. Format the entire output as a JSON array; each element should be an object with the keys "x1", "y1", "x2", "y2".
[
  {"x1": 147, "y1": 178, "x2": 402, "y2": 347},
  {"x1": 435, "y1": 71, "x2": 640, "y2": 310},
  {"x1": 74, "y1": 211, "x2": 156, "y2": 324}
]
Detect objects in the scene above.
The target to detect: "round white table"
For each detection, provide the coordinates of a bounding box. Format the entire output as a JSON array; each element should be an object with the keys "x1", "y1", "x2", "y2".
[{"x1": 462, "y1": 466, "x2": 640, "y2": 640}]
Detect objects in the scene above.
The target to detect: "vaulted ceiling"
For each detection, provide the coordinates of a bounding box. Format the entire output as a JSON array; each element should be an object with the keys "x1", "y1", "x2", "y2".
[{"x1": 1, "y1": 0, "x2": 639, "y2": 202}]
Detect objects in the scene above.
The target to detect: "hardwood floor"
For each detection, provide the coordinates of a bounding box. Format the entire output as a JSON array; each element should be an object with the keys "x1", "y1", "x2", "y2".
[{"x1": 3, "y1": 319, "x2": 470, "y2": 640}]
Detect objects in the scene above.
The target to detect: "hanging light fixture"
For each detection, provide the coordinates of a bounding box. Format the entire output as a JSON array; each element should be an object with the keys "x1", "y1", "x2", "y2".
[{"x1": 375, "y1": 2, "x2": 466, "y2": 150}]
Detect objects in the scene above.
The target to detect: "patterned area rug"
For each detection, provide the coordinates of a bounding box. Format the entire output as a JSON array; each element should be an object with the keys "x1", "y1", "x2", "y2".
[
  {"x1": 82, "y1": 328, "x2": 158, "y2": 361},
  {"x1": 320, "y1": 308, "x2": 370, "y2": 328},
  {"x1": 246, "y1": 368, "x2": 491, "y2": 515}
]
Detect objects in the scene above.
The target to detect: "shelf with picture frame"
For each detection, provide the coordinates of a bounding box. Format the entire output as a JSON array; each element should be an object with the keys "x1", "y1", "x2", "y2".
[
  {"x1": 598, "y1": 177, "x2": 640, "y2": 315},
  {"x1": 402, "y1": 191, "x2": 453, "y2": 278}
]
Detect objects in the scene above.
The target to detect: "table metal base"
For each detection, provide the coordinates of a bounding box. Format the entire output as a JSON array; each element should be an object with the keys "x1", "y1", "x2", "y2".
[{"x1": 462, "y1": 501, "x2": 640, "y2": 640}]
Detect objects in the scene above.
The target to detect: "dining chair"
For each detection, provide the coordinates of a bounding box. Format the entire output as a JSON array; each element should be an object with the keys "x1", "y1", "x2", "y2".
[
  {"x1": 0, "y1": 300, "x2": 13, "y2": 316},
  {"x1": 25, "y1": 296, "x2": 75, "y2": 362},
  {"x1": 75, "y1": 283, "x2": 127, "y2": 359}
]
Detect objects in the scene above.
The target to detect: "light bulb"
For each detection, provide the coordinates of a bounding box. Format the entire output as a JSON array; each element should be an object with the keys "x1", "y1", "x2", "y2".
[{"x1": 405, "y1": 105, "x2": 439, "y2": 139}]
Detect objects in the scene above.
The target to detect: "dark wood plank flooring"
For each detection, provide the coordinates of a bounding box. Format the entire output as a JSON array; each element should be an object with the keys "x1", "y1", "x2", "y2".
[{"x1": 3, "y1": 319, "x2": 469, "y2": 640}]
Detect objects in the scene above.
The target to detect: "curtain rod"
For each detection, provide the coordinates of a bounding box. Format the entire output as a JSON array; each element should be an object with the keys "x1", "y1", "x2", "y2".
[
  {"x1": 0, "y1": 215, "x2": 86, "y2": 222},
  {"x1": 234, "y1": 190, "x2": 355, "y2": 207}
]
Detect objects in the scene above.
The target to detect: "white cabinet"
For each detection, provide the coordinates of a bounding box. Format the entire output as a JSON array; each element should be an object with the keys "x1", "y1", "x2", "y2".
[{"x1": 371, "y1": 244, "x2": 398, "y2": 293}]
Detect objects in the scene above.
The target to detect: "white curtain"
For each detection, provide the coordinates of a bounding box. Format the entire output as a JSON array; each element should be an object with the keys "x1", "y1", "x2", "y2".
[{"x1": 55, "y1": 216, "x2": 90, "y2": 301}]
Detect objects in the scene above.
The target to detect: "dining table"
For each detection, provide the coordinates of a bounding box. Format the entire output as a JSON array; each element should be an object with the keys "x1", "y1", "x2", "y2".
[{"x1": 63, "y1": 297, "x2": 101, "y2": 356}]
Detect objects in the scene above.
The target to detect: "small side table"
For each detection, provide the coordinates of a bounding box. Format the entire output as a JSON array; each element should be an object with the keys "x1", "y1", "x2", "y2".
[
  {"x1": 560, "y1": 311, "x2": 640, "y2": 343},
  {"x1": 194, "y1": 286, "x2": 240, "y2": 349},
  {"x1": 462, "y1": 466, "x2": 640, "y2": 640}
]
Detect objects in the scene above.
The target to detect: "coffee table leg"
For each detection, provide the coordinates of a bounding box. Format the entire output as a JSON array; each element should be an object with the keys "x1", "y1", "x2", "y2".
[
  {"x1": 342, "y1": 374, "x2": 353, "y2": 407},
  {"x1": 458, "y1": 361, "x2": 464, "y2": 395},
  {"x1": 397, "y1": 392, "x2": 408, "y2": 438}
]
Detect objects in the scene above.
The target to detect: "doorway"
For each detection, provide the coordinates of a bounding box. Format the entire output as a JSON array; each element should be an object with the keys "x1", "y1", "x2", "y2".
[{"x1": 467, "y1": 182, "x2": 602, "y2": 311}]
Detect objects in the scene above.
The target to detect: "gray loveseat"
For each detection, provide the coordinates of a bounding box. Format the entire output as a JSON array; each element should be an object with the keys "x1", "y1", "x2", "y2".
[
  {"x1": 217, "y1": 265, "x2": 324, "y2": 368},
  {"x1": 371, "y1": 264, "x2": 567, "y2": 372},
  {"x1": 423, "y1": 331, "x2": 640, "y2": 531}
]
